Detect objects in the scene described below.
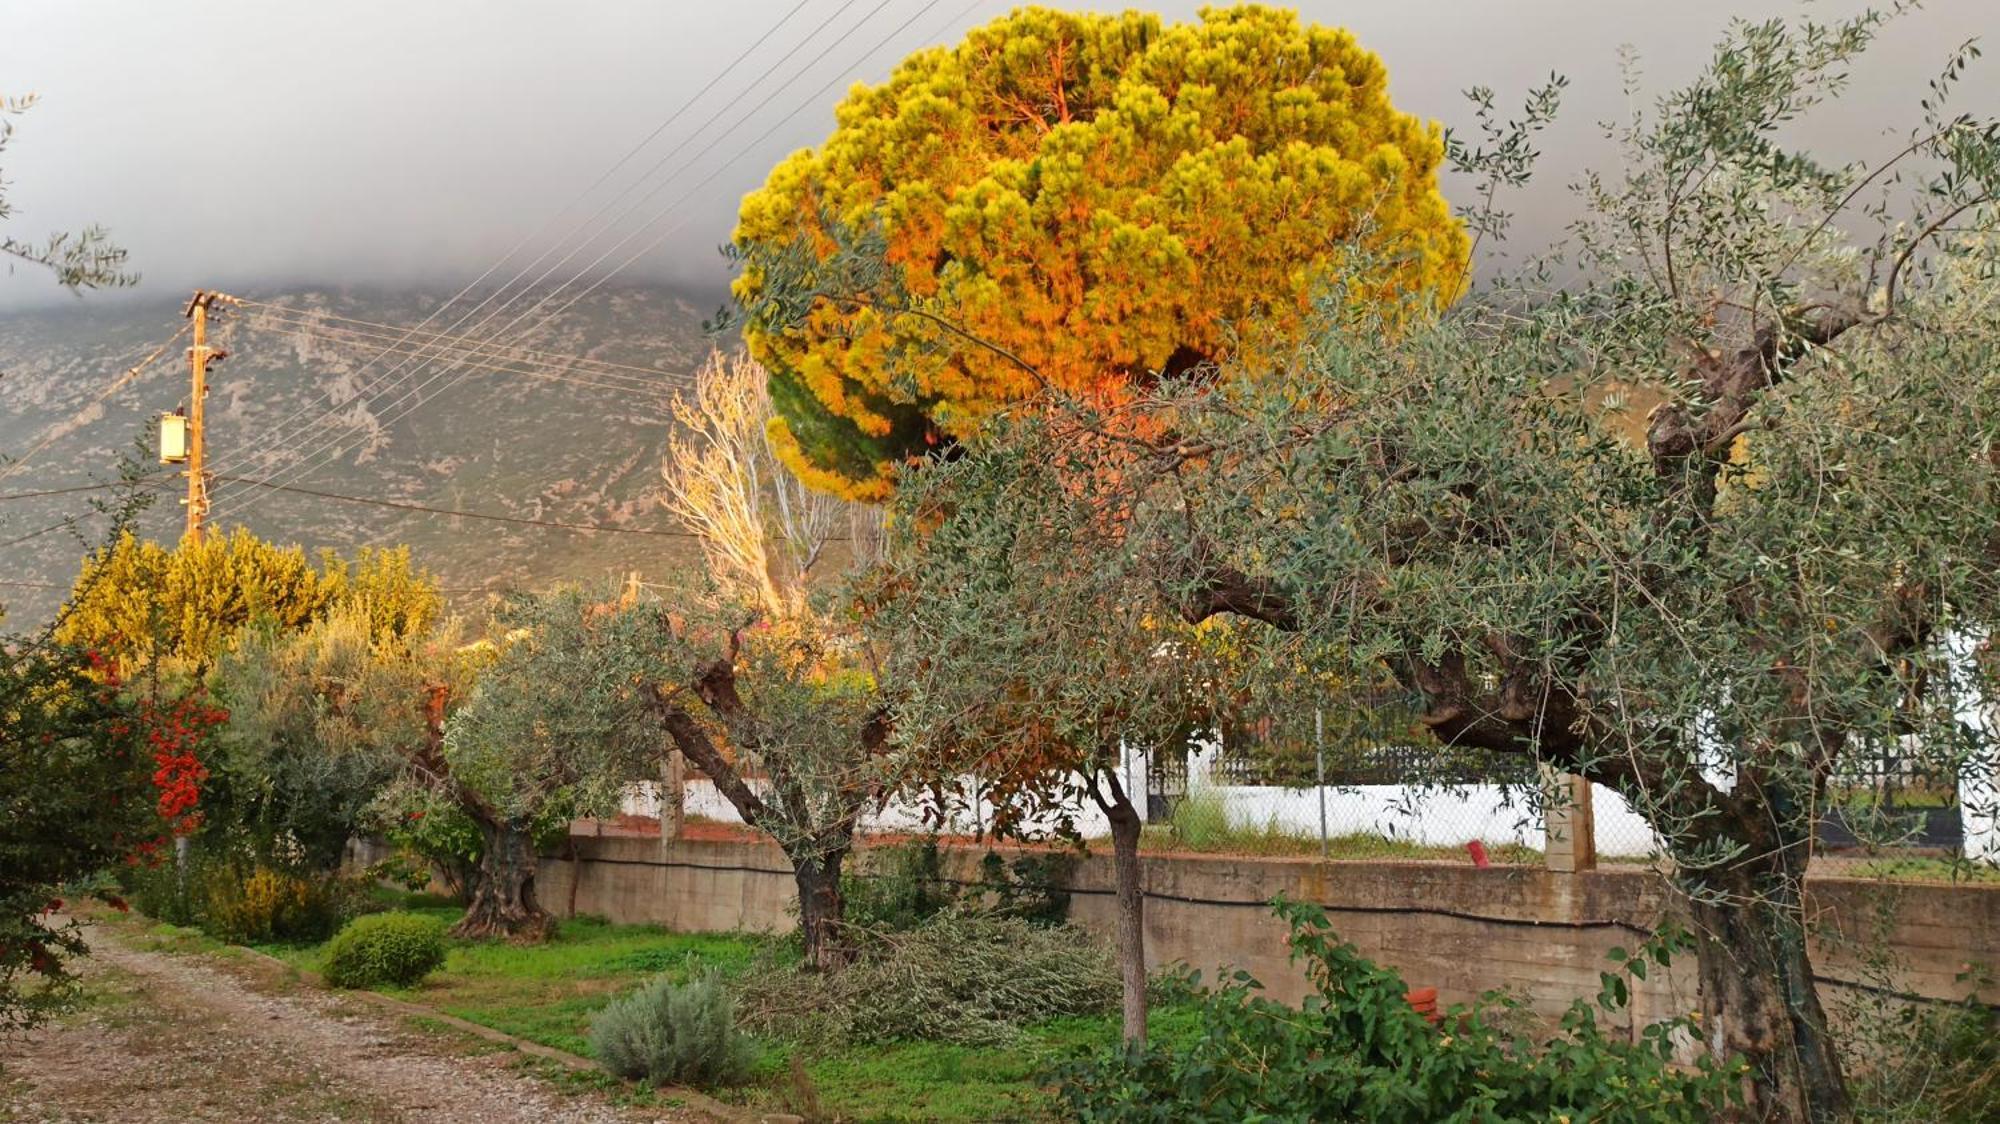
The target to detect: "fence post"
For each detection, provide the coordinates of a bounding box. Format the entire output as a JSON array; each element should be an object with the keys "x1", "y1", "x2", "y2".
[
  {"x1": 1543, "y1": 770, "x2": 1596, "y2": 873},
  {"x1": 659, "y1": 749, "x2": 685, "y2": 854},
  {"x1": 1315, "y1": 708, "x2": 1329, "y2": 860}
]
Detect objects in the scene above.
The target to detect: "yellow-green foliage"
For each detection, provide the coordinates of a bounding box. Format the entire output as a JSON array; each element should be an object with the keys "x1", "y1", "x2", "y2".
[
  {"x1": 201, "y1": 865, "x2": 348, "y2": 945},
  {"x1": 57, "y1": 531, "x2": 441, "y2": 669},
  {"x1": 734, "y1": 4, "x2": 1467, "y2": 499}
]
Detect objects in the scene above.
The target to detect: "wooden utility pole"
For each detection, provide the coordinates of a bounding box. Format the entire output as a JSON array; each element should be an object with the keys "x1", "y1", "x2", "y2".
[{"x1": 182, "y1": 291, "x2": 222, "y2": 543}]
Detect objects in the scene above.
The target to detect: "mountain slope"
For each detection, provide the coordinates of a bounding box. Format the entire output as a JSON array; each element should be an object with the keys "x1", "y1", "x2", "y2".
[{"x1": 0, "y1": 282, "x2": 719, "y2": 624}]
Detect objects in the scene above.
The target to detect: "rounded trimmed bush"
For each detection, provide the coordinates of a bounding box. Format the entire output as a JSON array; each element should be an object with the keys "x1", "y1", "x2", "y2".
[{"x1": 321, "y1": 912, "x2": 447, "y2": 989}]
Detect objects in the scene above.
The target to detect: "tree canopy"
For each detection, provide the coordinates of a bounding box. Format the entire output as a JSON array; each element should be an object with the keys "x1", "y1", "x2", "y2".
[
  {"x1": 732, "y1": 4, "x2": 1467, "y2": 499},
  {"x1": 876, "y1": 8, "x2": 1999, "y2": 1118}
]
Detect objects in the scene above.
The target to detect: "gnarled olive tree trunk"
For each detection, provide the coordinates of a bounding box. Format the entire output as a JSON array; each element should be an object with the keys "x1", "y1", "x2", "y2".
[
  {"x1": 647, "y1": 676, "x2": 880, "y2": 973},
  {"x1": 450, "y1": 813, "x2": 555, "y2": 942},
  {"x1": 1089, "y1": 766, "x2": 1148, "y2": 1044},
  {"x1": 1682, "y1": 823, "x2": 1848, "y2": 1122},
  {"x1": 794, "y1": 848, "x2": 853, "y2": 973}
]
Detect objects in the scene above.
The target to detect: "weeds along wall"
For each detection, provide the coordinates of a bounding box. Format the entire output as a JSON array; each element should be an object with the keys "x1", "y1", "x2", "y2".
[{"x1": 527, "y1": 832, "x2": 2000, "y2": 1043}]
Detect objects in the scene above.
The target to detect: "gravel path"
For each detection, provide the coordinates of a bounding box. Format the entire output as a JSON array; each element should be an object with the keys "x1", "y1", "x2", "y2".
[{"x1": 0, "y1": 925, "x2": 707, "y2": 1123}]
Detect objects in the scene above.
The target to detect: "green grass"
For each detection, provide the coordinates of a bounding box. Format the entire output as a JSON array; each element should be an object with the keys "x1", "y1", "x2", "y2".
[
  {"x1": 1842, "y1": 856, "x2": 2000, "y2": 883},
  {"x1": 735, "y1": 1007, "x2": 1204, "y2": 1123},
  {"x1": 248, "y1": 891, "x2": 1141, "y2": 1121},
  {"x1": 267, "y1": 897, "x2": 758, "y2": 1056},
  {"x1": 1116, "y1": 786, "x2": 1543, "y2": 863},
  {"x1": 1136, "y1": 822, "x2": 1544, "y2": 864},
  {"x1": 1829, "y1": 785, "x2": 1959, "y2": 810}
]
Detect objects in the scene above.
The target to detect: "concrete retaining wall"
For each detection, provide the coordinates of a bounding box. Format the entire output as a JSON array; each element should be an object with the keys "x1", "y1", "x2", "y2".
[{"x1": 534, "y1": 833, "x2": 2000, "y2": 1037}]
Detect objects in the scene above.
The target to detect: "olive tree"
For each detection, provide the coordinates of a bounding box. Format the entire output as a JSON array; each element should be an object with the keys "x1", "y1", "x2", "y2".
[
  {"x1": 441, "y1": 589, "x2": 660, "y2": 940},
  {"x1": 213, "y1": 607, "x2": 483, "y2": 885},
  {"x1": 209, "y1": 615, "x2": 404, "y2": 868},
  {"x1": 636, "y1": 601, "x2": 890, "y2": 971},
  {"x1": 640, "y1": 350, "x2": 890, "y2": 970},
  {"x1": 887, "y1": 10, "x2": 1999, "y2": 1120},
  {"x1": 1, "y1": 92, "x2": 134, "y2": 290},
  {"x1": 870, "y1": 415, "x2": 1222, "y2": 1043},
  {"x1": 465, "y1": 353, "x2": 891, "y2": 966}
]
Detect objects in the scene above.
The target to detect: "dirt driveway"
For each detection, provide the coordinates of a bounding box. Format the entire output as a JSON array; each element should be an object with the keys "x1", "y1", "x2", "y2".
[{"x1": 0, "y1": 924, "x2": 707, "y2": 1123}]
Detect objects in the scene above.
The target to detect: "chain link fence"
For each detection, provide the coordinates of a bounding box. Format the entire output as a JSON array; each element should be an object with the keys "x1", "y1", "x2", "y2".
[
  {"x1": 1805, "y1": 741, "x2": 1998, "y2": 882},
  {"x1": 1133, "y1": 702, "x2": 1609, "y2": 865},
  {"x1": 620, "y1": 706, "x2": 1999, "y2": 882}
]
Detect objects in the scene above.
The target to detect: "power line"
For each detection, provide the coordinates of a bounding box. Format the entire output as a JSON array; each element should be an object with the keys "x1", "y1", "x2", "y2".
[
  {"x1": 0, "y1": 482, "x2": 124, "y2": 503},
  {"x1": 214, "y1": 0, "x2": 868, "y2": 490},
  {"x1": 212, "y1": 473, "x2": 858, "y2": 547},
  {"x1": 0, "y1": 323, "x2": 190, "y2": 484},
  {"x1": 214, "y1": 472, "x2": 702, "y2": 537},
  {"x1": 227, "y1": 298, "x2": 693, "y2": 387},
  {"x1": 0, "y1": 476, "x2": 178, "y2": 538},
  {"x1": 0, "y1": 516, "x2": 90, "y2": 550},
  {"x1": 207, "y1": 0, "x2": 825, "y2": 490},
  {"x1": 214, "y1": 0, "x2": 920, "y2": 516},
  {"x1": 208, "y1": 1, "x2": 816, "y2": 474},
  {"x1": 224, "y1": 310, "x2": 690, "y2": 404},
  {"x1": 527, "y1": 0, "x2": 988, "y2": 336}
]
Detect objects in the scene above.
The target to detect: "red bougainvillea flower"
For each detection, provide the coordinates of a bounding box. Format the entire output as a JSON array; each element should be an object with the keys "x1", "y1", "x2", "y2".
[{"x1": 138, "y1": 694, "x2": 227, "y2": 837}]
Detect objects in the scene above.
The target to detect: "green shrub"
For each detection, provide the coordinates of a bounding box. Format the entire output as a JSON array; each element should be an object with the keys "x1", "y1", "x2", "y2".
[
  {"x1": 1166, "y1": 784, "x2": 1234, "y2": 850},
  {"x1": 124, "y1": 861, "x2": 199, "y2": 928},
  {"x1": 363, "y1": 852, "x2": 438, "y2": 894},
  {"x1": 1052, "y1": 898, "x2": 1741, "y2": 1122},
  {"x1": 1848, "y1": 997, "x2": 2000, "y2": 1123},
  {"x1": 736, "y1": 905, "x2": 1120, "y2": 1046},
  {"x1": 589, "y1": 970, "x2": 754, "y2": 1088},
  {"x1": 844, "y1": 838, "x2": 956, "y2": 932},
  {"x1": 1840, "y1": 953, "x2": 2000, "y2": 1124},
  {"x1": 321, "y1": 911, "x2": 447, "y2": 989},
  {"x1": 842, "y1": 837, "x2": 1073, "y2": 933},
  {"x1": 203, "y1": 865, "x2": 351, "y2": 944},
  {"x1": 123, "y1": 855, "x2": 354, "y2": 943},
  {"x1": 975, "y1": 847, "x2": 1072, "y2": 925}
]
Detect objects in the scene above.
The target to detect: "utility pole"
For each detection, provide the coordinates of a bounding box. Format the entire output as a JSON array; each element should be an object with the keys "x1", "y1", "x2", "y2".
[{"x1": 181, "y1": 291, "x2": 223, "y2": 543}]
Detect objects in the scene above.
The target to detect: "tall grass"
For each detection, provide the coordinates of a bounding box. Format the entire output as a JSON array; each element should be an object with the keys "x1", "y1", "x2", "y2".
[{"x1": 1138, "y1": 784, "x2": 1541, "y2": 862}]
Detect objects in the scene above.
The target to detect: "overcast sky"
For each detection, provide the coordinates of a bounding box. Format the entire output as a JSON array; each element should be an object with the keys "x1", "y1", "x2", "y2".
[{"x1": 1, "y1": 0, "x2": 1992, "y2": 311}]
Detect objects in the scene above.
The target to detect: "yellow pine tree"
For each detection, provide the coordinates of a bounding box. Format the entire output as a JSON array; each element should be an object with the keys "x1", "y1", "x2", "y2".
[{"x1": 733, "y1": 4, "x2": 1468, "y2": 500}]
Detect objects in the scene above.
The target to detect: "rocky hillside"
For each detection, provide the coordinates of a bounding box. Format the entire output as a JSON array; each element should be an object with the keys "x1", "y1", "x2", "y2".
[{"x1": 0, "y1": 283, "x2": 720, "y2": 625}]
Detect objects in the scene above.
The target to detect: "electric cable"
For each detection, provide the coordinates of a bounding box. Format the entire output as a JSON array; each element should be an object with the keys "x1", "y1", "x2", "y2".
[
  {"x1": 0, "y1": 323, "x2": 190, "y2": 484},
  {"x1": 207, "y1": 0, "x2": 833, "y2": 485},
  {"x1": 212, "y1": 0, "x2": 919, "y2": 514}
]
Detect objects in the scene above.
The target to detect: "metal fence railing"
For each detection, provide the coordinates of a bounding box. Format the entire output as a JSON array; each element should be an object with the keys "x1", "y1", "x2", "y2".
[{"x1": 619, "y1": 712, "x2": 1999, "y2": 883}]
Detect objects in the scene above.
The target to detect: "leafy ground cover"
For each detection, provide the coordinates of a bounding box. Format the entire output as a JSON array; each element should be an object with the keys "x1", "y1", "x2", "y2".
[{"x1": 173, "y1": 891, "x2": 1162, "y2": 1121}]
